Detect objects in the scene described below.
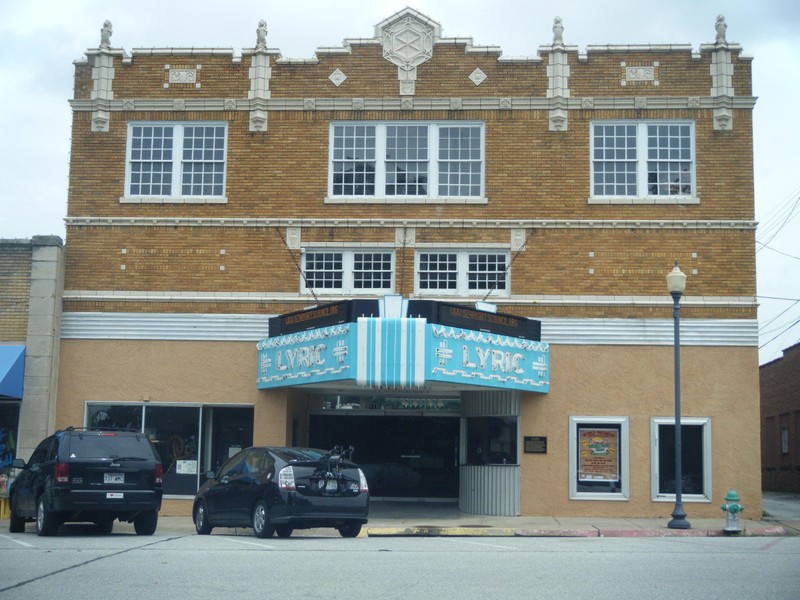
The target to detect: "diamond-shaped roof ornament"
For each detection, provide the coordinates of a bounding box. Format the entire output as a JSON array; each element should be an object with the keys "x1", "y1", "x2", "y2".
[
  {"x1": 469, "y1": 68, "x2": 487, "y2": 86},
  {"x1": 328, "y1": 68, "x2": 347, "y2": 87}
]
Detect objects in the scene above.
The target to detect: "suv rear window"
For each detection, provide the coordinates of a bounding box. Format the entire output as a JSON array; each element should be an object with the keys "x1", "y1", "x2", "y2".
[{"x1": 67, "y1": 434, "x2": 155, "y2": 459}]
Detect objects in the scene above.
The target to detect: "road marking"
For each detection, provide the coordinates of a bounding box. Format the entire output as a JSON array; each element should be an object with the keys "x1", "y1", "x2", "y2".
[
  {"x1": 213, "y1": 535, "x2": 276, "y2": 550},
  {"x1": 443, "y1": 537, "x2": 517, "y2": 550},
  {"x1": 0, "y1": 535, "x2": 34, "y2": 548},
  {"x1": 759, "y1": 537, "x2": 786, "y2": 551}
]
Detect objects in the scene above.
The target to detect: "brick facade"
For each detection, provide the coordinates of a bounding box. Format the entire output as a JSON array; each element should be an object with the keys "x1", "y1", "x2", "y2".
[
  {"x1": 761, "y1": 343, "x2": 800, "y2": 493},
  {"x1": 58, "y1": 10, "x2": 761, "y2": 517}
]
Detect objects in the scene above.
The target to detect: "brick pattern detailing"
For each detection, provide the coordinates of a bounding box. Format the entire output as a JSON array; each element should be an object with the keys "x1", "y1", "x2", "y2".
[{"x1": 0, "y1": 244, "x2": 32, "y2": 341}]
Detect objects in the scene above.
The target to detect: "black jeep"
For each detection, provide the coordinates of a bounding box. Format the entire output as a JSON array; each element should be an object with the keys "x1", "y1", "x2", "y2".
[{"x1": 9, "y1": 427, "x2": 163, "y2": 536}]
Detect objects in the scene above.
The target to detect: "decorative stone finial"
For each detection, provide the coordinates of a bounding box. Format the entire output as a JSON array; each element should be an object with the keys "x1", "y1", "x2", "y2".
[
  {"x1": 100, "y1": 20, "x2": 112, "y2": 49},
  {"x1": 715, "y1": 14, "x2": 727, "y2": 45},
  {"x1": 553, "y1": 17, "x2": 564, "y2": 46},
  {"x1": 256, "y1": 19, "x2": 267, "y2": 50}
]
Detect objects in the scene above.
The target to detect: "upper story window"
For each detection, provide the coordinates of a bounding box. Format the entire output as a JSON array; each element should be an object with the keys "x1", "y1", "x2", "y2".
[
  {"x1": 328, "y1": 122, "x2": 485, "y2": 203},
  {"x1": 302, "y1": 250, "x2": 394, "y2": 295},
  {"x1": 590, "y1": 121, "x2": 695, "y2": 202},
  {"x1": 416, "y1": 251, "x2": 509, "y2": 296},
  {"x1": 124, "y1": 122, "x2": 227, "y2": 203}
]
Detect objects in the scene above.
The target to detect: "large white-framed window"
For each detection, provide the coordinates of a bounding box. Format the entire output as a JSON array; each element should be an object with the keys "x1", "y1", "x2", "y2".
[
  {"x1": 327, "y1": 122, "x2": 485, "y2": 203},
  {"x1": 416, "y1": 250, "x2": 509, "y2": 296},
  {"x1": 651, "y1": 417, "x2": 712, "y2": 503},
  {"x1": 569, "y1": 416, "x2": 630, "y2": 501},
  {"x1": 123, "y1": 122, "x2": 228, "y2": 203},
  {"x1": 590, "y1": 121, "x2": 696, "y2": 204},
  {"x1": 301, "y1": 249, "x2": 394, "y2": 295}
]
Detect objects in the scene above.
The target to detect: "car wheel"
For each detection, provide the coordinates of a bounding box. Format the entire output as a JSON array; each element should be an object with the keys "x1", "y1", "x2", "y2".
[
  {"x1": 275, "y1": 525, "x2": 293, "y2": 538},
  {"x1": 252, "y1": 500, "x2": 274, "y2": 539},
  {"x1": 96, "y1": 518, "x2": 114, "y2": 534},
  {"x1": 36, "y1": 496, "x2": 59, "y2": 537},
  {"x1": 8, "y1": 494, "x2": 25, "y2": 533},
  {"x1": 337, "y1": 523, "x2": 362, "y2": 538},
  {"x1": 133, "y1": 510, "x2": 158, "y2": 536},
  {"x1": 194, "y1": 501, "x2": 213, "y2": 535}
]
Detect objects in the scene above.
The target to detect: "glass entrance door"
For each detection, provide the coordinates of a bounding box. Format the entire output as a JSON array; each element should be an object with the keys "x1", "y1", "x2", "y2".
[{"x1": 309, "y1": 414, "x2": 459, "y2": 499}]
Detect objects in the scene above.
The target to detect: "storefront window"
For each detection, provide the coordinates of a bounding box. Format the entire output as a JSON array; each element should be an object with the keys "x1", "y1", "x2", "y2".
[
  {"x1": 466, "y1": 416, "x2": 517, "y2": 465},
  {"x1": 651, "y1": 417, "x2": 711, "y2": 502},
  {"x1": 0, "y1": 402, "x2": 21, "y2": 468},
  {"x1": 145, "y1": 406, "x2": 200, "y2": 496},
  {"x1": 569, "y1": 416, "x2": 629, "y2": 501},
  {"x1": 85, "y1": 402, "x2": 253, "y2": 497},
  {"x1": 87, "y1": 404, "x2": 143, "y2": 431}
]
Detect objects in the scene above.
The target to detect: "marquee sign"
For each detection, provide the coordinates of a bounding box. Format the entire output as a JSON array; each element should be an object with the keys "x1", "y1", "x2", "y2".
[{"x1": 257, "y1": 317, "x2": 549, "y2": 393}]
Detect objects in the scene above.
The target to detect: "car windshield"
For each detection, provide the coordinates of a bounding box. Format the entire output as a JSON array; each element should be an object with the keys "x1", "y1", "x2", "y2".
[
  {"x1": 271, "y1": 448, "x2": 327, "y2": 462},
  {"x1": 68, "y1": 434, "x2": 153, "y2": 459}
]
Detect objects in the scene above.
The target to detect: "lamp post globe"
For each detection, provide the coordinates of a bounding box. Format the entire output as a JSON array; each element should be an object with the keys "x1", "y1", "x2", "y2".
[{"x1": 667, "y1": 261, "x2": 690, "y2": 529}]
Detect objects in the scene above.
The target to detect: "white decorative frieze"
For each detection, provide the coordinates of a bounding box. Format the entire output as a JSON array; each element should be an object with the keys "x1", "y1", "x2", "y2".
[
  {"x1": 285, "y1": 227, "x2": 301, "y2": 250},
  {"x1": 304, "y1": 98, "x2": 316, "y2": 110},
  {"x1": 450, "y1": 98, "x2": 463, "y2": 110},
  {"x1": 329, "y1": 68, "x2": 347, "y2": 87},
  {"x1": 395, "y1": 227, "x2": 415, "y2": 247},
  {"x1": 352, "y1": 98, "x2": 365, "y2": 110},
  {"x1": 469, "y1": 68, "x2": 487, "y2": 86},
  {"x1": 169, "y1": 68, "x2": 197, "y2": 84},
  {"x1": 622, "y1": 62, "x2": 659, "y2": 86},
  {"x1": 499, "y1": 98, "x2": 512, "y2": 110}
]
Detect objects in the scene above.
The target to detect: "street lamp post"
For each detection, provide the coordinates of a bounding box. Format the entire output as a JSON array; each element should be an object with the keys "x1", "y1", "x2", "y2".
[{"x1": 666, "y1": 261, "x2": 690, "y2": 530}]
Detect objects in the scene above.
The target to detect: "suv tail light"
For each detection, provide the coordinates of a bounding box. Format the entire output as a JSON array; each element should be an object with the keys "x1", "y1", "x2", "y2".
[
  {"x1": 55, "y1": 461, "x2": 70, "y2": 484},
  {"x1": 358, "y1": 468, "x2": 369, "y2": 494},
  {"x1": 278, "y1": 466, "x2": 296, "y2": 491},
  {"x1": 154, "y1": 463, "x2": 163, "y2": 485}
]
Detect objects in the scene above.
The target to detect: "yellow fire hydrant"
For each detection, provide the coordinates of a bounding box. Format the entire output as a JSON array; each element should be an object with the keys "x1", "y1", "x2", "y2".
[{"x1": 720, "y1": 489, "x2": 744, "y2": 534}]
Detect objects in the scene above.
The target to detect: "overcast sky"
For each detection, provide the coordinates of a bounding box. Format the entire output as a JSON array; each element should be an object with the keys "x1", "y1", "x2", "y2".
[{"x1": 0, "y1": 0, "x2": 797, "y2": 364}]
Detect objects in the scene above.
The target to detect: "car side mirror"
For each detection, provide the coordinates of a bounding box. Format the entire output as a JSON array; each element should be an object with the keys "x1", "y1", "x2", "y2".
[
  {"x1": 12, "y1": 458, "x2": 26, "y2": 469},
  {"x1": 205, "y1": 470, "x2": 216, "y2": 479}
]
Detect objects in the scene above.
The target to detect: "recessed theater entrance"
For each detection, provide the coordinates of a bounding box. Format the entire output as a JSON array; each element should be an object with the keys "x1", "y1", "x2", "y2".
[{"x1": 308, "y1": 394, "x2": 460, "y2": 500}]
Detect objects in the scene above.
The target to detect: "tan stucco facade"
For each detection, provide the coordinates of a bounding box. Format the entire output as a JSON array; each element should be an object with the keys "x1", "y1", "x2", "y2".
[{"x1": 57, "y1": 339, "x2": 761, "y2": 517}]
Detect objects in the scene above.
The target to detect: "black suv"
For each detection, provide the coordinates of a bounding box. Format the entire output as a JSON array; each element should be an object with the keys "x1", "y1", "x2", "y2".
[{"x1": 9, "y1": 427, "x2": 163, "y2": 536}]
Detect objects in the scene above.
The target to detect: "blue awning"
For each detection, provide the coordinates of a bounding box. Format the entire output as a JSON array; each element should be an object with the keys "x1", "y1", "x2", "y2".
[{"x1": 0, "y1": 346, "x2": 25, "y2": 398}]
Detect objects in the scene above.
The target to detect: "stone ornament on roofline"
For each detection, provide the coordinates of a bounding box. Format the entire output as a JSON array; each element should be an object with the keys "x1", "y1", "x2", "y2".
[
  {"x1": 552, "y1": 17, "x2": 564, "y2": 46},
  {"x1": 100, "y1": 20, "x2": 112, "y2": 49},
  {"x1": 715, "y1": 14, "x2": 727, "y2": 45},
  {"x1": 256, "y1": 19, "x2": 267, "y2": 51}
]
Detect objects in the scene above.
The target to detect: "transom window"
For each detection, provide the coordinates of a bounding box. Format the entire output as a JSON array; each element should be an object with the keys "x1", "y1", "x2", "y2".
[
  {"x1": 125, "y1": 122, "x2": 227, "y2": 199},
  {"x1": 329, "y1": 122, "x2": 484, "y2": 200},
  {"x1": 302, "y1": 250, "x2": 394, "y2": 294},
  {"x1": 591, "y1": 121, "x2": 694, "y2": 199},
  {"x1": 417, "y1": 251, "x2": 508, "y2": 296}
]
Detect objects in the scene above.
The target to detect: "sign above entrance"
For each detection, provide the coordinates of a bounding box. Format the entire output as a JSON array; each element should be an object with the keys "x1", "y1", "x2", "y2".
[{"x1": 258, "y1": 315, "x2": 550, "y2": 393}]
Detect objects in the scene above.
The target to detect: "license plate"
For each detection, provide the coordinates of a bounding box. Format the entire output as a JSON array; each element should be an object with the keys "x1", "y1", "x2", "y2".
[
  {"x1": 325, "y1": 479, "x2": 338, "y2": 492},
  {"x1": 106, "y1": 492, "x2": 123, "y2": 499},
  {"x1": 104, "y1": 473, "x2": 124, "y2": 484}
]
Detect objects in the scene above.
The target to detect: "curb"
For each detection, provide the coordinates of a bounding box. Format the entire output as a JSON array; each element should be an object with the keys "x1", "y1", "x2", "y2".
[{"x1": 364, "y1": 525, "x2": 793, "y2": 538}]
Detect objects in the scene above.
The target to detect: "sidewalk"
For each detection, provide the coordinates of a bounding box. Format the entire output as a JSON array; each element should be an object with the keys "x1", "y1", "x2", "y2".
[
  {"x1": 4, "y1": 492, "x2": 798, "y2": 538},
  {"x1": 148, "y1": 493, "x2": 798, "y2": 538}
]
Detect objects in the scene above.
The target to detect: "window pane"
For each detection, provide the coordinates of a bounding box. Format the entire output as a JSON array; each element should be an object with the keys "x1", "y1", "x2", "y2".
[
  {"x1": 87, "y1": 404, "x2": 143, "y2": 431},
  {"x1": 181, "y1": 125, "x2": 226, "y2": 196},
  {"x1": 129, "y1": 126, "x2": 174, "y2": 196},
  {"x1": 657, "y1": 424, "x2": 705, "y2": 495},
  {"x1": 353, "y1": 252, "x2": 392, "y2": 289},
  {"x1": 466, "y1": 417, "x2": 517, "y2": 465},
  {"x1": 332, "y1": 125, "x2": 376, "y2": 196},
  {"x1": 468, "y1": 253, "x2": 507, "y2": 291},
  {"x1": 647, "y1": 124, "x2": 693, "y2": 196},
  {"x1": 592, "y1": 124, "x2": 637, "y2": 196},
  {"x1": 304, "y1": 252, "x2": 344, "y2": 290},
  {"x1": 437, "y1": 126, "x2": 482, "y2": 197},
  {"x1": 418, "y1": 253, "x2": 458, "y2": 290},
  {"x1": 145, "y1": 405, "x2": 200, "y2": 495}
]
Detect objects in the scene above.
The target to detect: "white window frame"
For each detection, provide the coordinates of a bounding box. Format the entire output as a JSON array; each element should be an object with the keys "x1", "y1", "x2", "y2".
[
  {"x1": 569, "y1": 416, "x2": 630, "y2": 501},
  {"x1": 122, "y1": 122, "x2": 228, "y2": 204},
  {"x1": 588, "y1": 120, "x2": 698, "y2": 205},
  {"x1": 301, "y1": 249, "x2": 395, "y2": 295},
  {"x1": 415, "y1": 250, "x2": 510, "y2": 297},
  {"x1": 650, "y1": 416, "x2": 712, "y2": 503},
  {"x1": 326, "y1": 121, "x2": 486, "y2": 204}
]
